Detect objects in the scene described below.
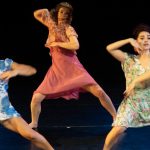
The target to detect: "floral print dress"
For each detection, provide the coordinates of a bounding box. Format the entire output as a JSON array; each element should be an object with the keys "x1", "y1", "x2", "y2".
[
  {"x1": 113, "y1": 53, "x2": 150, "y2": 127},
  {"x1": 0, "y1": 58, "x2": 20, "y2": 121}
]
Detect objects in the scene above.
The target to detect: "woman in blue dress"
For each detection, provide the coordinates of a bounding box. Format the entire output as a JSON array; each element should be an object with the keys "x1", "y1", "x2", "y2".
[
  {"x1": 0, "y1": 58, "x2": 54, "y2": 150},
  {"x1": 103, "y1": 24, "x2": 150, "y2": 150}
]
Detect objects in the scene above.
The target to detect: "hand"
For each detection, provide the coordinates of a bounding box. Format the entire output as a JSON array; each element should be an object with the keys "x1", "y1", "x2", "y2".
[
  {"x1": 129, "y1": 38, "x2": 142, "y2": 54},
  {"x1": 123, "y1": 81, "x2": 136, "y2": 98},
  {"x1": 0, "y1": 70, "x2": 18, "y2": 81},
  {"x1": 45, "y1": 42, "x2": 59, "y2": 48}
]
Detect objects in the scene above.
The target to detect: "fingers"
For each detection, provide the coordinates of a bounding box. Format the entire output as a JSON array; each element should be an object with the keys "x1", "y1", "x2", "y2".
[
  {"x1": 0, "y1": 74, "x2": 10, "y2": 80},
  {"x1": 0, "y1": 76, "x2": 9, "y2": 81},
  {"x1": 131, "y1": 39, "x2": 143, "y2": 54},
  {"x1": 123, "y1": 89, "x2": 134, "y2": 99},
  {"x1": 123, "y1": 90, "x2": 128, "y2": 99},
  {"x1": 0, "y1": 72, "x2": 12, "y2": 80}
]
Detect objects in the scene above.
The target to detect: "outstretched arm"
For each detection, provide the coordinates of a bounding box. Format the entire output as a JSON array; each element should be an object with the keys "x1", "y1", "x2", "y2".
[{"x1": 0, "y1": 62, "x2": 37, "y2": 80}]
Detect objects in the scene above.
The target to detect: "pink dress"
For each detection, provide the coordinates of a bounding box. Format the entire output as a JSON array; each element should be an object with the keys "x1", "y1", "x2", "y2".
[{"x1": 34, "y1": 10, "x2": 97, "y2": 100}]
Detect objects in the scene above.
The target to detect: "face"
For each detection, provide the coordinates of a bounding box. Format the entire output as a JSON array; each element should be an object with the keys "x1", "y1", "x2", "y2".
[
  {"x1": 57, "y1": 7, "x2": 70, "y2": 21},
  {"x1": 137, "y1": 31, "x2": 150, "y2": 52}
]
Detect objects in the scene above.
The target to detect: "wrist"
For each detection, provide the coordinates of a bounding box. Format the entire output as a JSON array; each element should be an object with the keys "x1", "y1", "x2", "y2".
[{"x1": 12, "y1": 70, "x2": 19, "y2": 77}]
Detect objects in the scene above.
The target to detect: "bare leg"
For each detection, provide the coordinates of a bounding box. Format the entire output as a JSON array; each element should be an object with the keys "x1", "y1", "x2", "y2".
[
  {"x1": 29, "y1": 93, "x2": 46, "y2": 128},
  {"x1": 2, "y1": 117, "x2": 54, "y2": 150},
  {"x1": 103, "y1": 126, "x2": 126, "y2": 150},
  {"x1": 83, "y1": 84, "x2": 116, "y2": 120}
]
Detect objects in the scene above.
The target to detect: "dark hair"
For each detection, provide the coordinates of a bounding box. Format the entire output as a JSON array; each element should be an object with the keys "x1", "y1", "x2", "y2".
[
  {"x1": 50, "y1": 2, "x2": 73, "y2": 24},
  {"x1": 132, "y1": 23, "x2": 150, "y2": 39}
]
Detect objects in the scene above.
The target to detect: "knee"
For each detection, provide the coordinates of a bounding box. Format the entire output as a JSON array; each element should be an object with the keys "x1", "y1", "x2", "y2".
[
  {"x1": 117, "y1": 127, "x2": 126, "y2": 135},
  {"x1": 104, "y1": 127, "x2": 126, "y2": 149},
  {"x1": 95, "y1": 88, "x2": 105, "y2": 99},
  {"x1": 22, "y1": 132, "x2": 38, "y2": 141},
  {"x1": 31, "y1": 94, "x2": 42, "y2": 104},
  {"x1": 109, "y1": 127, "x2": 126, "y2": 138}
]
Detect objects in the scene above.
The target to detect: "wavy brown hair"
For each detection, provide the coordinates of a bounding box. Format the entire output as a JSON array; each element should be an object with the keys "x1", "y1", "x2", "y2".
[
  {"x1": 50, "y1": 2, "x2": 73, "y2": 24},
  {"x1": 132, "y1": 23, "x2": 150, "y2": 39}
]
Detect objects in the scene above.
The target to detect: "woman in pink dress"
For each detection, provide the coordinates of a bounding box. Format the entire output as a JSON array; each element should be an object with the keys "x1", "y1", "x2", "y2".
[{"x1": 29, "y1": 2, "x2": 116, "y2": 129}]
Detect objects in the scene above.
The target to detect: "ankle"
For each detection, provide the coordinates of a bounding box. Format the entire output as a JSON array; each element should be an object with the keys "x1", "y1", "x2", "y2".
[{"x1": 29, "y1": 122, "x2": 38, "y2": 128}]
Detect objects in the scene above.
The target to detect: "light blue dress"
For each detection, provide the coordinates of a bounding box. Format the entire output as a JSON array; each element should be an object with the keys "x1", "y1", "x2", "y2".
[{"x1": 0, "y1": 58, "x2": 20, "y2": 121}]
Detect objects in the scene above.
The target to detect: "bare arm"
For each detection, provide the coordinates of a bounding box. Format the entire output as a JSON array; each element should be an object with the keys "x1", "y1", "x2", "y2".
[
  {"x1": 106, "y1": 38, "x2": 140, "y2": 63},
  {"x1": 0, "y1": 62, "x2": 37, "y2": 80},
  {"x1": 124, "y1": 70, "x2": 150, "y2": 97},
  {"x1": 45, "y1": 35, "x2": 79, "y2": 51},
  {"x1": 135, "y1": 71, "x2": 150, "y2": 84},
  {"x1": 45, "y1": 26, "x2": 79, "y2": 51},
  {"x1": 34, "y1": 9, "x2": 51, "y2": 27}
]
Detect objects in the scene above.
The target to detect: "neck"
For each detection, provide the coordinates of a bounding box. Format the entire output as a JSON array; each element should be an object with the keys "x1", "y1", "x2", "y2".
[
  {"x1": 139, "y1": 51, "x2": 150, "y2": 58},
  {"x1": 58, "y1": 19, "x2": 67, "y2": 25}
]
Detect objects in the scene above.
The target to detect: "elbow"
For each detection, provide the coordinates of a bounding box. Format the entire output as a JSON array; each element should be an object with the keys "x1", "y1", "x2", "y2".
[
  {"x1": 75, "y1": 43, "x2": 80, "y2": 50},
  {"x1": 106, "y1": 45, "x2": 110, "y2": 51},
  {"x1": 33, "y1": 11, "x2": 37, "y2": 18},
  {"x1": 106, "y1": 45, "x2": 112, "y2": 52},
  {"x1": 33, "y1": 10, "x2": 41, "y2": 20},
  {"x1": 73, "y1": 42, "x2": 80, "y2": 50},
  {"x1": 31, "y1": 67, "x2": 37, "y2": 75},
  {"x1": 33, "y1": 68, "x2": 37, "y2": 75}
]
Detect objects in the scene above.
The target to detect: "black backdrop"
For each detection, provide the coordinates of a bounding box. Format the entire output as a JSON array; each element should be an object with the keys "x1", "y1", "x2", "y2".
[{"x1": 0, "y1": 0, "x2": 150, "y2": 105}]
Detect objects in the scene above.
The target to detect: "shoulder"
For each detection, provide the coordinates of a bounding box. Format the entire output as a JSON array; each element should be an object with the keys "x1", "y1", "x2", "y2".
[
  {"x1": 122, "y1": 52, "x2": 136, "y2": 68},
  {"x1": 5, "y1": 58, "x2": 13, "y2": 66},
  {"x1": 66, "y1": 25, "x2": 76, "y2": 31},
  {"x1": 0, "y1": 58, "x2": 14, "y2": 70},
  {"x1": 66, "y1": 25, "x2": 78, "y2": 37}
]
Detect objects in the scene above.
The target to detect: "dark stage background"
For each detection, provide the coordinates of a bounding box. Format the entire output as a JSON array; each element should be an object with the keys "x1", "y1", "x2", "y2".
[{"x1": 0, "y1": 0, "x2": 150, "y2": 126}]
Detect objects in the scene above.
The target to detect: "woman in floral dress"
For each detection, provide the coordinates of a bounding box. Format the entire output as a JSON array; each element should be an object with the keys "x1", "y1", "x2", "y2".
[
  {"x1": 29, "y1": 2, "x2": 116, "y2": 129},
  {"x1": 103, "y1": 24, "x2": 150, "y2": 150},
  {"x1": 0, "y1": 58, "x2": 54, "y2": 150}
]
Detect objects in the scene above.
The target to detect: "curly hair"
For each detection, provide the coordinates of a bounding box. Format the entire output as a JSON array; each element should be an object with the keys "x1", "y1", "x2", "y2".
[
  {"x1": 50, "y1": 2, "x2": 73, "y2": 24},
  {"x1": 132, "y1": 23, "x2": 150, "y2": 39}
]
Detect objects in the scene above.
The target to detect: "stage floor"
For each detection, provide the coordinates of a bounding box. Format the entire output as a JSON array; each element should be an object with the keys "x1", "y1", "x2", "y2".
[{"x1": 1, "y1": 84, "x2": 150, "y2": 150}]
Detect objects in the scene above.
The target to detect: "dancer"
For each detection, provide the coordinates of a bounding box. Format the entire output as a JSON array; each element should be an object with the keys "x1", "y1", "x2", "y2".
[
  {"x1": 29, "y1": 2, "x2": 116, "y2": 129},
  {"x1": 0, "y1": 58, "x2": 54, "y2": 150},
  {"x1": 103, "y1": 23, "x2": 150, "y2": 150}
]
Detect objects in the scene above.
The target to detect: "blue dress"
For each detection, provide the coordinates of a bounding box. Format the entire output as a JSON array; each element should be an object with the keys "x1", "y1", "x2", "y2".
[{"x1": 0, "y1": 58, "x2": 20, "y2": 121}]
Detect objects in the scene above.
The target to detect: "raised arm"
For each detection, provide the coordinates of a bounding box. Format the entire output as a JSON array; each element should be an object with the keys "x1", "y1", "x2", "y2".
[
  {"x1": 0, "y1": 62, "x2": 37, "y2": 81},
  {"x1": 106, "y1": 38, "x2": 137, "y2": 63},
  {"x1": 34, "y1": 9, "x2": 52, "y2": 27}
]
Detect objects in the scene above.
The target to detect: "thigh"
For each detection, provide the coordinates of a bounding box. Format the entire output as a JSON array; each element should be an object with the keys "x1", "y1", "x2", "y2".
[
  {"x1": 1, "y1": 117, "x2": 19, "y2": 132},
  {"x1": 108, "y1": 126, "x2": 127, "y2": 139},
  {"x1": 2, "y1": 117, "x2": 35, "y2": 135}
]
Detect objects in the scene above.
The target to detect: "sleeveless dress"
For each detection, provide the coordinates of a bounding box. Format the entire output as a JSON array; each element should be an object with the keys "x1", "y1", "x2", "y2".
[
  {"x1": 0, "y1": 58, "x2": 20, "y2": 121},
  {"x1": 34, "y1": 10, "x2": 98, "y2": 100},
  {"x1": 113, "y1": 53, "x2": 150, "y2": 127}
]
